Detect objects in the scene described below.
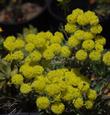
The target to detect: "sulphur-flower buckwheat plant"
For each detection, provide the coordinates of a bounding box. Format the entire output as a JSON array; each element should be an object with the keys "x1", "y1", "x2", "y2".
[
  {"x1": 11, "y1": 68, "x2": 97, "y2": 114},
  {"x1": 1, "y1": 9, "x2": 110, "y2": 115},
  {"x1": 63, "y1": 8, "x2": 110, "y2": 80}
]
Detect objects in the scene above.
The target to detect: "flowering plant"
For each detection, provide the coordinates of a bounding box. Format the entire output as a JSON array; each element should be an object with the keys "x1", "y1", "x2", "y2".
[
  {"x1": 0, "y1": 9, "x2": 110, "y2": 114},
  {"x1": 64, "y1": 8, "x2": 110, "y2": 77}
]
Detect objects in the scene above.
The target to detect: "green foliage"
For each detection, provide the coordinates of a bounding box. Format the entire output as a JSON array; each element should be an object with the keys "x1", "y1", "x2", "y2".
[
  {"x1": 22, "y1": 25, "x2": 38, "y2": 36},
  {"x1": 94, "y1": 4, "x2": 110, "y2": 18},
  {"x1": 0, "y1": 60, "x2": 12, "y2": 89},
  {"x1": 17, "y1": 25, "x2": 38, "y2": 38}
]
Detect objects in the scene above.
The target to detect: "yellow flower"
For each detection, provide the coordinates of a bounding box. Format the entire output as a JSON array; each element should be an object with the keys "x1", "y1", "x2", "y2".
[
  {"x1": 90, "y1": 24, "x2": 102, "y2": 34},
  {"x1": 75, "y1": 50, "x2": 87, "y2": 61},
  {"x1": 45, "y1": 41, "x2": 50, "y2": 48},
  {"x1": 64, "y1": 72, "x2": 80, "y2": 86},
  {"x1": 32, "y1": 79, "x2": 46, "y2": 92},
  {"x1": 60, "y1": 46, "x2": 71, "y2": 58},
  {"x1": 5, "y1": 36, "x2": 16, "y2": 42},
  {"x1": 36, "y1": 97, "x2": 50, "y2": 109},
  {"x1": 45, "y1": 84, "x2": 61, "y2": 96},
  {"x1": 30, "y1": 50, "x2": 42, "y2": 62},
  {"x1": 33, "y1": 35, "x2": 46, "y2": 48},
  {"x1": 54, "y1": 32, "x2": 64, "y2": 40},
  {"x1": 85, "y1": 10, "x2": 95, "y2": 15},
  {"x1": 77, "y1": 14, "x2": 89, "y2": 25},
  {"x1": 47, "y1": 70, "x2": 60, "y2": 79},
  {"x1": 15, "y1": 39, "x2": 25, "y2": 49},
  {"x1": 73, "y1": 98, "x2": 84, "y2": 109},
  {"x1": 65, "y1": 23, "x2": 77, "y2": 33},
  {"x1": 51, "y1": 103, "x2": 65, "y2": 114},
  {"x1": 19, "y1": 64, "x2": 34, "y2": 79},
  {"x1": 67, "y1": 14, "x2": 77, "y2": 24},
  {"x1": 43, "y1": 49, "x2": 55, "y2": 60},
  {"x1": 12, "y1": 50, "x2": 24, "y2": 60},
  {"x1": 85, "y1": 100, "x2": 93, "y2": 109},
  {"x1": 72, "y1": 8, "x2": 84, "y2": 17},
  {"x1": 25, "y1": 43, "x2": 35, "y2": 52},
  {"x1": 20, "y1": 83, "x2": 32, "y2": 94},
  {"x1": 63, "y1": 92, "x2": 74, "y2": 101},
  {"x1": 78, "y1": 81, "x2": 90, "y2": 92},
  {"x1": 95, "y1": 36, "x2": 106, "y2": 46},
  {"x1": 36, "y1": 32, "x2": 46, "y2": 38},
  {"x1": 95, "y1": 43, "x2": 104, "y2": 52},
  {"x1": 67, "y1": 9, "x2": 84, "y2": 24},
  {"x1": 49, "y1": 43, "x2": 61, "y2": 54},
  {"x1": 63, "y1": 86, "x2": 81, "y2": 101},
  {"x1": 45, "y1": 31, "x2": 53, "y2": 40},
  {"x1": 50, "y1": 35, "x2": 62, "y2": 44},
  {"x1": 90, "y1": 15, "x2": 99, "y2": 25},
  {"x1": 84, "y1": 32, "x2": 94, "y2": 40},
  {"x1": 85, "y1": 11, "x2": 99, "y2": 25},
  {"x1": 11, "y1": 74, "x2": 24, "y2": 85},
  {"x1": 3, "y1": 36, "x2": 16, "y2": 51},
  {"x1": 89, "y1": 50, "x2": 101, "y2": 61},
  {"x1": 103, "y1": 51, "x2": 110, "y2": 66},
  {"x1": 82, "y1": 40, "x2": 95, "y2": 51},
  {"x1": 68, "y1": 35, "x2": 80, "y2": 48},
  {"x1": 25, "y1": 34, "x2": 36, "y2": 43},
  {"x1": 58, "y1": 81, "x2": 67, "y2": 91},
  {"x1": 87, "y1": 89, "x2": 97, "y2": 100},
  {"x1": 4, "y1": 54, "x2": 13, "y2": 62},
  {"x1": 47, "y1": 69, "x2": 65, "y2": 82},
  {"x1": 74, "y1": 30, "x2": 85, "y2": 40},
  {"x1": 33, "y1": 65, "x2": 44, "y2": 75}
]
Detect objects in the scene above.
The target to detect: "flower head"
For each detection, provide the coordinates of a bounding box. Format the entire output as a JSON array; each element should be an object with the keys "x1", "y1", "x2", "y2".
[
  {"x1": 20, "y1": 83, "x2": 32, "y2": 94},
  {"x1": 51, "y1": 103, "x2": 65, "y2": 114},
  {"x1": 11, "y1": 74, "x2": 24, "y2": 85},
  {"x1": 75, "y1": 50, "x2": 87, "y2": 61},
  {"x1": 103, "y1": 51, "x2": 110, "y2": 66},
  {"x1": 73, "y1": 98, "x2": 84, "y2": 109},
  {"x1": 36, "y1": 97, "x2": 50, "y2": 109}
]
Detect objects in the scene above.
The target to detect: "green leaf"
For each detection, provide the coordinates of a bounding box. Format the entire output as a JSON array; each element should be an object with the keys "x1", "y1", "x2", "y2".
[
  {"x1": 0, "y1": 72, "x2": 5, "y2": 81},
  {"x1": 22, "y1": 25, "x2": 38, "y2": 37}
]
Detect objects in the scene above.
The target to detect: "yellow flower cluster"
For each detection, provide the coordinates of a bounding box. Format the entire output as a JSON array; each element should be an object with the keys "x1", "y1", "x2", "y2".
[
  {"x1": 4, "y1": 9, "x2": 109, "y2": 114},
  {"x1": 3, "y1": 31, "x2": 71, "y2": 63},
  {"x1": 3, "y1": 9, "x2": 108, "y2": 67},
  {"x1": 35, "y1": 69, "x2": 97, "y2": 113},
  {"x1": 4, "y1": 36, "x2": 25, "y2": 51},
  {"x1": 19, "y1": 64, "x2": 44, "y2": 79},
  {"x1": 20, "y1": 83, "x2": 32, "y2": 94},
  {"x1": 11, "y1": 67, "x2": 97, "y2": 114},
  {"x1": 89, "y1": 50, "x2": 101, "y2": 61},
  {"x1": 66, "y1": 9, "x2": 99, "y2": 33},
  {"x1": 36, "y1": 97, "x2": 50, "y2": 110},
  {"x1": 75, "y1": 50, "x2": 87, "y2": 61},
  {"x1": 65, "y1": 9, "x2": 106, "y2": 62},
  {"x1": 4, "y1": 50, "x2": 24, "y2": 61},
  {"x1": 51, "y1": 103, "x2": 65, "y2": 114},
  {"x1": 103, "y1": 51, "x2": 110, "y2": 66},
  {"x1": 11, "y1": 74, "x2": 24, "y2": 85}
]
